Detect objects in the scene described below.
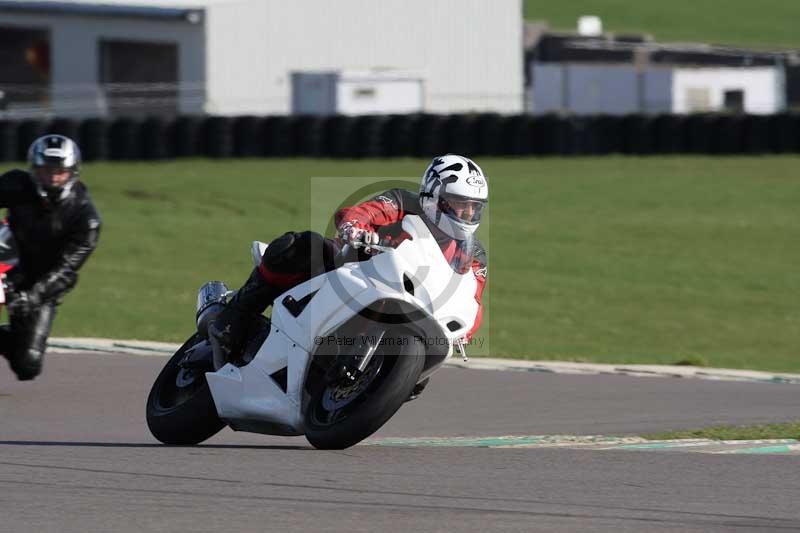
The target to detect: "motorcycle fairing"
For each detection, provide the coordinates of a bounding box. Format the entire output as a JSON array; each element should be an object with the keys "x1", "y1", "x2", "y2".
[{"x1": 206, "y1": 216, "x2": 480, "y2": 435}]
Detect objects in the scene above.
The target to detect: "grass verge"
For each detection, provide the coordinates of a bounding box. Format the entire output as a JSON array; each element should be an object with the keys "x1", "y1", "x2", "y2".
[
  {"x1": 643, "y1": 421, "x2": 800, "y2": 441},
  {"x1": 524, "y1": 0, "x2": 800, "y2": 48}
]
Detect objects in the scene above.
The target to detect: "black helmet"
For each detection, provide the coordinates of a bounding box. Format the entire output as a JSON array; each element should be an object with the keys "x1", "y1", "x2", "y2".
[{"x1": 27, "y1": 134, "x2": 81, "y2": 201}]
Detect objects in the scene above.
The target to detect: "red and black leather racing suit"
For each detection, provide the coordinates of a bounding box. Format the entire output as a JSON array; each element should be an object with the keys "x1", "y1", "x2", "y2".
[
  {"x1": 0, "y1": 169, "x2": 101, "y2": 380},
  {"x1": 214, "y1": 189, "x2": 486, "y2": 355}
]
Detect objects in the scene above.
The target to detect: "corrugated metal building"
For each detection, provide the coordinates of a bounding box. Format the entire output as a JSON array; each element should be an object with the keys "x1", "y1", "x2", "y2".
[{"x1": 0, "y1": 0, "x2": 524, "y2": 118}]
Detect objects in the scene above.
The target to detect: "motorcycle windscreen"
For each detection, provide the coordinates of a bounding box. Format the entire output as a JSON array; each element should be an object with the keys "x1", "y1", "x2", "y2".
[
  {"x1": 412, "y1": 216, "x2": 480, "y2": 275},
  {"x1": 441, "y1": 235, "x2": 479, "y2": 275}
]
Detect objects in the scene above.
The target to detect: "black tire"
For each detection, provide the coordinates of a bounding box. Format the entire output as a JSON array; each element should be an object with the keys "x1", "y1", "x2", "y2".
[
  {"x1": 146, "y1": 333, "x2": 226, "y2": 445},
  {"x1": 304, "y1": 329, "x2": 425, "y2": 450}
]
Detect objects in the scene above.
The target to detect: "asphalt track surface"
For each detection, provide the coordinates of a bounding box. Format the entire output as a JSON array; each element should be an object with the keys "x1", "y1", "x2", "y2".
[{"x1": 1, "y1": 352, "x2": 799, "y2": 532}]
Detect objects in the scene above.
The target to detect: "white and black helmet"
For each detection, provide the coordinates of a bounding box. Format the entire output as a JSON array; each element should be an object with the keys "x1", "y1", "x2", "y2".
[
  {"x1": 419, "y1": 154, "x2": 488, "y2": 240},
  {"x1": 28, "y1": 134, "x2": 81, "y2": 197}
]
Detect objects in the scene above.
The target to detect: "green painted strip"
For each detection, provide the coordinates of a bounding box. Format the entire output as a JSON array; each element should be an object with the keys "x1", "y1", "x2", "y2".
[
  {"x1": 367, "y1": 435, "x2": 644, "y2": 448},
  {"x1": 716, "y1": 439, "x2": 798, "y2": 445},
  {"x1": 615, "y1": 441, "x2": 714, "y2": 450},
  {"x1": 616, "y1": 443, "x2": 693, "y2": 450},
  {"x1": 371, "y1": 436, "x2": 549, "y2": 447},
  {"x1": 366, "y1": 435, "x2": 800, "y2": 455},
  {"x1": 722, "y1": 445, "x2": 800, "y2": 454}
]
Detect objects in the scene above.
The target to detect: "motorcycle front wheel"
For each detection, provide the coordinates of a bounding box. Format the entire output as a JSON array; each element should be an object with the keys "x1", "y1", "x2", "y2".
[
  {"x1": 304, "y1": 327, "x2": 425, "y2": 450},
  {"x1": 146, "y1": 333, "x2": 225, "y2": 445}
]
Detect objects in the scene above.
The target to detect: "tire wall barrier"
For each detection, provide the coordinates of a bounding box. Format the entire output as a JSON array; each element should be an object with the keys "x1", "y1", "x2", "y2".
[{"x1": 0, "y1": 113, "x2": 798, "y2": 162}]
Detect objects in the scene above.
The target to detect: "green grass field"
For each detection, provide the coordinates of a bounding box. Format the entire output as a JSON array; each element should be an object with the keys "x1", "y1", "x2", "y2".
[
  {"x1": 643, "y1": 421, "x2": 800, "y2": 441},
  {"x1": 524, "y1": 0, "x2": 800, "y2": 48},
  {"x1": 25, "y1": 156, "x2": 800, "y2": 372}
]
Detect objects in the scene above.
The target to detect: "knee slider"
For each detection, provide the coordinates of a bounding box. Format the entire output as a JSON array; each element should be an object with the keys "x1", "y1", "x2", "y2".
[
  {"x1": 12, "y1": 348, "x2": 43, "y2": 380},
  {"x1": 262, "y1": 232, "x2": 297, "y2": 271}
]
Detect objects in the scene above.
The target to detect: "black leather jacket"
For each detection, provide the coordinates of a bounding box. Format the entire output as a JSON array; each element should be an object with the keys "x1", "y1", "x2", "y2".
[{"x1": 0, "y1": 169, "x2": 101, "y2": 303}]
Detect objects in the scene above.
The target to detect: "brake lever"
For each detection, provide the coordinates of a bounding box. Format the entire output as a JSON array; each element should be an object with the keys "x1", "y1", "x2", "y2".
[{"x1": 347, "y1": 241, "x2": 393, "y2": 255}]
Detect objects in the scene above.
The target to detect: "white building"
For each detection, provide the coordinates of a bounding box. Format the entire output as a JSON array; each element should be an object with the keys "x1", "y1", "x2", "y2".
[
  {"x1": 0, "y1": 0, "x2": 524, "y2": 118},
  {"x1": 671, "y1": 67, "x2": 784, "y2": 115},
  {"x1": 530, "y1": 63, "x2": 785, "y2": 115}
]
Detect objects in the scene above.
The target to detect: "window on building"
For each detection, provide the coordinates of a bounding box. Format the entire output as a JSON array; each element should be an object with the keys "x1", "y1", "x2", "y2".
[
  {"x1": 99, "y1": 40, "x2": 178, "y2": 116},
  {"x1": 723, "y1": 89, "x2": 745, "y2": 113},
  {"x1": 686, "y1": 87, "x2": 711, "y2": 113},
  {"x1": 353, "y1": 87, "x2": 376, "y2": 99},
  {"x1": 787, "y1": 65, "x2": 800, "y2": 111},
  {"x1": 0, "y1": 27, "x2": 50, "y2": 113}
]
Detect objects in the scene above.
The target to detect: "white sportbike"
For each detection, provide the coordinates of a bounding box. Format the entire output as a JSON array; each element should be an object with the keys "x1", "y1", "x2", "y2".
[{"x1": 146, "y1": 215, "x2": 478, "y2": 449}]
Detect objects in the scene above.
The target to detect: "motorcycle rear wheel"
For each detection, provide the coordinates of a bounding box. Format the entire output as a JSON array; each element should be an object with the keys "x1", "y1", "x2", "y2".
[
  {"x1": 304, "y1": 328, "x2": 425, "y2": 450},
  {"x1": 146, "y1": 333, "x2": 225, "y2": 445}
]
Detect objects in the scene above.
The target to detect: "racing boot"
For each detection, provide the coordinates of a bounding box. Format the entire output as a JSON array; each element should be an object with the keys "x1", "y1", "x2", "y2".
[
  {"x1": 209, "y1": 266, "x2": 282, "y2": 362},
  {"x1": 1, "y1": 304, "x2": 54, "y2": 381},
  {"x1": 209, "y1": 231, "x2": 338, "y2": 364},
  {"x1": 10, "y1": 346, "x2": 44, "y2": 381}
]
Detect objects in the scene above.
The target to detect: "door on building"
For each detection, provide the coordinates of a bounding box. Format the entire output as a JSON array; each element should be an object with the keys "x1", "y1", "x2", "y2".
[
  {"x1": 99, "y1": 40, "x2": 178, "y2": 116},
  {"x1": 0, "y1": 27, "x2": 50, "y2": 115}
]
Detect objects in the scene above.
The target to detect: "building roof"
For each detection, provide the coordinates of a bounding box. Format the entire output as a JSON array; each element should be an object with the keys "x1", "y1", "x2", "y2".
[
  {"x1": 529, "y1": 32, "x2": 799, "y2": 68},
  {"x1": 0, "y1": 0, "x2": 223, "y2": 7},
  {"x1": 0, "y1": 0, "x2": 240, "y2": 20}
]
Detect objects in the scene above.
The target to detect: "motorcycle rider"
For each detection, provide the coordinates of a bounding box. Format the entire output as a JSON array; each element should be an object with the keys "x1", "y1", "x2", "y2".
[
  {"x1": 0, "y1": 135, "x2": 101, "y2": 381},
  {"x1": 211, "y1": 154, "x2": 488, "y2": 369}
]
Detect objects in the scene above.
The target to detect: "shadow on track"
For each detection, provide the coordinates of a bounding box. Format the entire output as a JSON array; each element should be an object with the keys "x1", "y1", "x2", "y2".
[{"x1": 0, "y1": 440, "x2": 308, "y2": 450}]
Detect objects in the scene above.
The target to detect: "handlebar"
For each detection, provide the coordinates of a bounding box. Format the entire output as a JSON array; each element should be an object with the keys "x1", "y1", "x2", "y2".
[{"x1": 341, "y1": 241, "x2": 394, "y2": 257}]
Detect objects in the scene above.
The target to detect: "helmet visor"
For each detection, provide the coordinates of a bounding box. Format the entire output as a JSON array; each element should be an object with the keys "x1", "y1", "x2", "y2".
[
  {"x1": 33, "y1": 164, "x2": 72, "y2": 190},
  {"x1": 438, "y1": 193, "x2": 487, "y2": 225}
]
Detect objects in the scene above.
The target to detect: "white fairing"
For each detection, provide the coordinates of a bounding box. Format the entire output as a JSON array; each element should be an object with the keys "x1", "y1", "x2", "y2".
[{"x1": 206, "y1": 215, "x2": 479, "y2": 435}]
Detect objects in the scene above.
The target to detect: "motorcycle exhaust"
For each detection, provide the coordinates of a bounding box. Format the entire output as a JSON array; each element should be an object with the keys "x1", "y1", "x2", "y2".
[{"x1": 196, "y1": 281, "x2": 230, "y2": 338}]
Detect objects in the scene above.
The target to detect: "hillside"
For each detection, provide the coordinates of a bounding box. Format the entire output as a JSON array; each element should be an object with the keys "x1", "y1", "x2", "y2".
[{"x1": 524, "y1": 0, "x2": 800, "y2": 49}]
